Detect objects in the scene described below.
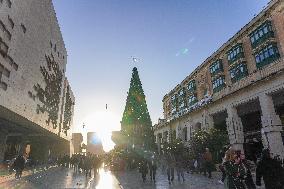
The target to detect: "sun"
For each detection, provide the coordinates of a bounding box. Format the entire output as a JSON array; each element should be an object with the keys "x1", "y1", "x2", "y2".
[{"x1": 81, "y1": 111, "x2": 120, "y2": 152}]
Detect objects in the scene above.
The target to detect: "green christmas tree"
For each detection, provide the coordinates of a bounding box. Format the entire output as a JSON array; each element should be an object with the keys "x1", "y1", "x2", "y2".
[{"x1": 121, "y1": 67, "x2": 155, "y2": 150}]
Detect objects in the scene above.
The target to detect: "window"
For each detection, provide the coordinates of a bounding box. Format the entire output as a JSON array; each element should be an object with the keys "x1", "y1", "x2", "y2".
[
  {"x1": 188, "y1": 94, "x2": 198, "y2": 106},
  {"x1": 179, "y1": 101, "x2": 185, "y2": 109},
  {"x1": 212, "y1": 75, "x2": 225, "y2": 93},
  {"x1": 229, "y1": 62, "x2": 248, "y2": 83},
  {"x1": 187, "y1": 80, "x2": 196, "y2": 92},
  {"x1": 249, "y1": 21, "x2": 274, "y2": 48},
  {"x1": 227, "y1": 44, "x2": 244, "y2": 64},
  {"x1": 183, "y1": 127, "x2": 188, "y2": 141},
  {"x1": 254, "y1": 43, "x2": 280, "y2": 68},
  {"x1": 210, "y1": 59, "x2": 223, "y2": 75},
  {"x1": 171, "y1": 94, "x2": 177, "y2": 113},
  {"x1": 171, "y1": 95, "x2": 176, "y2": 101},
  {"x1": 178, "y1": 88, "x2": 185, "y2": 97},
  {"x1": 178, "y1": 88, "x2": 186, "y2": 109}
]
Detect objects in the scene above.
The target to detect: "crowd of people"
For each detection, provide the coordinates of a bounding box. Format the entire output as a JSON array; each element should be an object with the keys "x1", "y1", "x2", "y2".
[
  {"x1": 108, "y1": 145, "x2": 284, "y2": 189},
  {"x1": 7, "y1": 152, "x2": 102, "y2": 180},
  {"x1": 57, "y1": 153, "x2": 102, "y2": 177},
  {"x1": 219, "y1": 148, "x2": 284, "y2": 189},
  {"x1": 6, "y1": 145, "x2": 284, "y2": 189}
]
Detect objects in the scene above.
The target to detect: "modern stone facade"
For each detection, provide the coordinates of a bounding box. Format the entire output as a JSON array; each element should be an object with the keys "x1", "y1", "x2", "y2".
[
  {"x1": 87, "y1": 132, "x2": 104, "y2": 155},
  {"x1": 154, "y1": 0, "x2": 284, "y2": 159},
  {"x1": 72, "y1": 133, "x2": 83, "y2": 154},
  {"x1": 0, "y1": 0, "x2": 75, "y2": 162}
]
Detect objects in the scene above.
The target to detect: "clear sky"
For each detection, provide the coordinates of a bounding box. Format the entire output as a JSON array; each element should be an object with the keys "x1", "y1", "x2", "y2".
[{"x1": 52, "y1": 0, "x2": 269, "y2": 148}]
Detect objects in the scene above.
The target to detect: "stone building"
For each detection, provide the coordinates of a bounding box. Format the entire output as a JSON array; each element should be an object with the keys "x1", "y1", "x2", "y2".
[
  {"x1": 87, "y1": 132, "x2": 104, "y2": 155},
  {"x1": 72, "y1": 133, "x2": 83, "y2": 154},
  {"x1": 0, "y1": 0, "x2": 75, "y2": 162},
  {"x1": 154, "y1": 0, "x2": 284, "y2": 159}
]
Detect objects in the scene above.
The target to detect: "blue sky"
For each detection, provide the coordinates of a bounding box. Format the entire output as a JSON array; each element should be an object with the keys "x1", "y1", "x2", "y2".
[{"x1": 53, "y1": 0, "x2": 270, "y2": 134}]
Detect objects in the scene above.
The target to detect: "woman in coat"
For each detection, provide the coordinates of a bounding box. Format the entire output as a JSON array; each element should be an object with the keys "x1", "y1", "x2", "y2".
[{"x1": 223, "y1": 148, "x2": 246, "y2": 189}]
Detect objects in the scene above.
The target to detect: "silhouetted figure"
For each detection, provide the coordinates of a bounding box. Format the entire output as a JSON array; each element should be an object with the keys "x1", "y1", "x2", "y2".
[
  {"x1": 203, "y1": 148, "x2": 213, "y2": 178},
  {"x1": 175, "y1": 154, "x2": 185, "y2": 182},
  {"x1": 166, "y1": 152, "x2": 175, "y2": 184},
  {"x1": 14, "y1": 155, "x2": 25, "y2": 179},
  {"x1": 256, "y1": 149, "x2": 284, "y2": 189},
  {"x1": 148, "y1": 156, "x2": 157, "y2": 182},
  {"x1": 139, "y1": 158, "x2": 148, "y2": 182},
  {"x1": 239, "y1": 153, "x2": 256, "y2": 189}
]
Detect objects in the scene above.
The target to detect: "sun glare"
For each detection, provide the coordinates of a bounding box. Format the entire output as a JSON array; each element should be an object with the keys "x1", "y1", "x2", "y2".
[{"x1": 81, "y1": 111, "x2": 120, "y2": 152}]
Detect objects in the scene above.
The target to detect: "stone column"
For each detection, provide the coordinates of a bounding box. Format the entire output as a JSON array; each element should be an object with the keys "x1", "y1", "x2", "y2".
[
  {"x1": 202, "y1": 110, "x2": 214, "y2": 131},
  {"x1": 162, "y1": 132, "x2": 166, "y2": 143},
  {"x1": 226, "y1": 105, "x2": 244, "y2": 152},
  {"x1": 156, "y1": 134, "x2": 161, "y2": 155},
  {"x1": 0, "y1": 132, "x2": 7, "y2": 162},
  {"x1": 259, "y1": 93, "x2": 284, "y2": 157},
  {"x1": 167, "y1": 129, "x2": 170, "y2": 143}
]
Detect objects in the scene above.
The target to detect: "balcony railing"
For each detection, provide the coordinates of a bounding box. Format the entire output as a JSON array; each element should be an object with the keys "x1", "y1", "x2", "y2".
[
  {"x1": 251, "y1": 31, "x2": 274, "y2": 49},
  {"x1": 213, "y1": 58, "x2": 284, "y2": 101},
  {"x1": 213, "y1": 83, "x2": 225, "y2": 93},
  {"x1": 231, "y1": 70, "x2": 248, "y2": 83},
  {"x1": 256, "y1": 53, "x2": 280, "y2": 69},
  {"x1": 228, "y1": 52, "x2": 245, "y2": 65}
]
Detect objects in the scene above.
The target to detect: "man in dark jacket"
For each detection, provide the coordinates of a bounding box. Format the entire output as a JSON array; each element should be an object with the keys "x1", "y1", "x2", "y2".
[
  {"x1": 139, "y1": 158, "x2": 148, "y2": 182},
  {"x1": 256, "y1": 149, "x2": 284, "y2": 189},
  {"x1": 14, "y1": 155, "x2": 25, "y2": 179},
  {"x1": 203, "y1": 148, "x2": 213, "y2": 178},
  {"x1": 148, "y1": 155, "x2": 157, "y2": 183}
]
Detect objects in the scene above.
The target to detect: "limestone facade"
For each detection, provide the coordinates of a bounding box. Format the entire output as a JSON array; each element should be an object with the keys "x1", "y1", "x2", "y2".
[
  {"x1": 0, "y1": 0, "x2": 75, "y2": 161},
  {"x1": 72, "y1": 133, "x2": 83, "y2": 154},
  {"x1": 154, "y1": 0, "x2": 284, "y2": 158}
]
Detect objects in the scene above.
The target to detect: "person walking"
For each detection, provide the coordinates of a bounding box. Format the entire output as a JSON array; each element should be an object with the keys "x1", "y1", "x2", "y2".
[
  {"x1": 218, "y1": 146, "x2": 228, "y2": 185},
  {"x1": 166, "y1": 152, "x2": 175, "y2": 184},
  {"x1": 139, "y1": 157, "x2": 148, "y2": 182},
  {"x1": 175, "y1": 154, "x2": 185, "y2": 182},
  {"x1": 148, "y1": 155, "x2": 157, "y2": 183},
  {"x1": 223, "y1": 148, "x2": 246, "y2": 189},
  {"x1": 203, "y1": 148, "x2": 213, "y2": 178},
  {"x1": 14, "y1": 155, "x2": 26, "y2": 179},
  {"x1": 239, "y1": 153, "x2": 256, "y2": 189},
  {"x1": 256, "y1": 149, "x2": 284, "y2": 189},
  {"x1": 197, "y1": 152, "x2": 205, "y2": 174}
]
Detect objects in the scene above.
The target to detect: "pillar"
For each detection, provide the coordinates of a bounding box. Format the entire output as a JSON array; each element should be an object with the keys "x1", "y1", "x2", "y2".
[
  {"x1": 202, "y1": 110, "x2": 214, "y2": 131},
  {"x1": 157, "y1": 133, "x2": 161, "y2": 154},
  {"x1": 226, "y1": 105, "x2": 244, "y2": 152},
  {"x1": 259, "y1": 93, "x2": 284, "y2": 157},
  {"x1": 0, "y1": 132, "x2": 7, "y2": 162}
]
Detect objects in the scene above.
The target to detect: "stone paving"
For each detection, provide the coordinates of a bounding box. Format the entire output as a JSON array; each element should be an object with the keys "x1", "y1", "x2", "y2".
[
  {"x1": 0, "y1": 167, "x2": 121, "y2": 189},
  {"x1": 0, "y1": 167, "x2": 266, "y2": 189},
  {"x1": 116, "y1": 169, "x2": 267, "y2": 189},
  {"x1": 116, "y1": 169, "x2": 225, "y2": 189}
]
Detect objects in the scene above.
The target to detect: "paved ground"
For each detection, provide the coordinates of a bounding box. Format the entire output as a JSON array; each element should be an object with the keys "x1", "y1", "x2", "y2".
[
  {"x1": 116, "y1": 170, "x2": 225, "y2": 189},
  {"x1": 0, "y1": 167, "x2": 266, "y2": 189},
  {"x1": 116, "y1": 169, "x2": 266, "y2": 189},
  {"x1": 0, "y1": 167, "x2": 121, "y2": 189}
]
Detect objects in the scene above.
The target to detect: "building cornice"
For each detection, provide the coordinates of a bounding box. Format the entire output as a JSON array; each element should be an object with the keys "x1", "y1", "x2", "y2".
[{"x1": 163, "y1": 0, "x2": 280, "y2": 100}]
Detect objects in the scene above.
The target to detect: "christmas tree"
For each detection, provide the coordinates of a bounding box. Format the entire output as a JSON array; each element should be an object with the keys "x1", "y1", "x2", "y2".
[{"x1": 121, "y1": 67, "x2": 155, "y2": 150}]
